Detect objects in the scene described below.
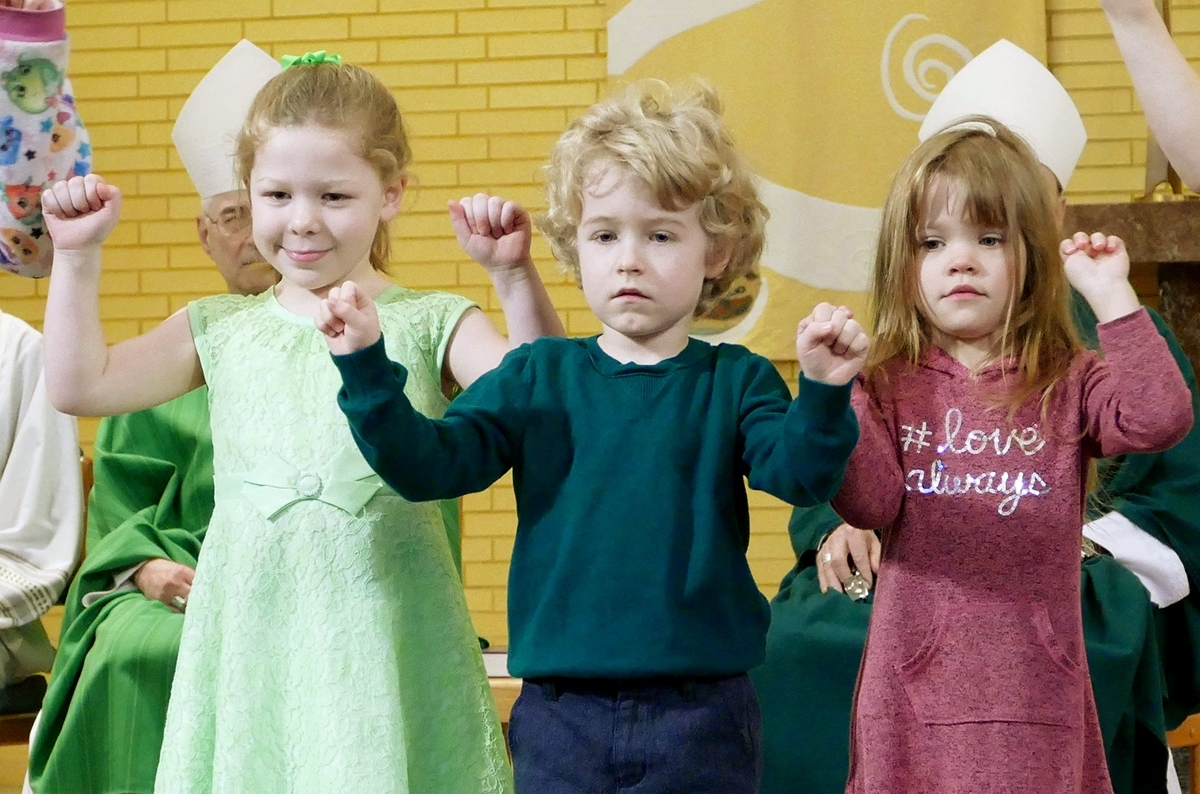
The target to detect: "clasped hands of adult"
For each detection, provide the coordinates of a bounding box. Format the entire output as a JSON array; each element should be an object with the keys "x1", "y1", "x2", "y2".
[
  {"x1": 133, "y1": 559, "x2": 194, "y2": 613},
  {"x1": 816, "y1": 524, "x2": 881, "y2": 596}
]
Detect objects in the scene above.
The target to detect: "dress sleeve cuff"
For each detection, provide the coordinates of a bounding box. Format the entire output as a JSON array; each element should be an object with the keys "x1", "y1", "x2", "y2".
[
  {"x1": 331, "y1": 336, "x2": 405, "y2": 396},
  {"x1": 0, "y1": 3, "x2": 65, "y2": 43}
]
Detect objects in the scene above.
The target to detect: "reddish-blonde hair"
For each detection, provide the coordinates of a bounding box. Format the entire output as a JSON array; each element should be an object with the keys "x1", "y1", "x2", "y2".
[
  {"x1": 869, "y1": 117, "x2": 1080, "y2": 415},
  {"x1": 537, "y1": 79, "x2": 768, "y2": 316},
  {"x1": 235, "y1": 61, "x2": 411, "y2": 272}
]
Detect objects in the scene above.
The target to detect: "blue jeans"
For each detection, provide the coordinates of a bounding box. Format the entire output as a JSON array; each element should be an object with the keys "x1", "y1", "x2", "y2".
[{"x1": 509, "y1": 674, "x2": 762, "y2": 794}]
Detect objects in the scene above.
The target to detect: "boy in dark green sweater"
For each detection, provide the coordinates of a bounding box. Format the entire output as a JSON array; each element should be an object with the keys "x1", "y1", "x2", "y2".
[{"x1": 321, "y1": 80, "x2": 868, "y2": 794}]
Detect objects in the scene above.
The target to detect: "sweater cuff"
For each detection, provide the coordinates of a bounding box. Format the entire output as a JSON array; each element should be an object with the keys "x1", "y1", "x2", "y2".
[
  {"x1": 0, "y1": 2, "x2": 64, "y2": 42},
  {"x1": 794, "y1": 375, "x2": 854, "y2": 426},
  {"x1": 331, "y1": 336, "x2": 406, "y2": 396}
]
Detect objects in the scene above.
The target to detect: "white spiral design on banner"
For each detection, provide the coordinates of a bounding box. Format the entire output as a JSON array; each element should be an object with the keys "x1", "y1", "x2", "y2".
[{"x1": 882, "y1": 14, "x2": 972, "y2": 121}]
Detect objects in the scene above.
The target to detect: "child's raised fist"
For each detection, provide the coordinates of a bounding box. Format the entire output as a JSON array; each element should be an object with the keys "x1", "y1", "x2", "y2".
[
  {"x1": 449, "y1": 193, "x2": 534, "y2": 274},
  {"x1": 42, "y1": 174, "x2": 122, "y2": 253},
  {"x1": 796, "y1": 302, "x2": 870, "y2": 386},
  {"x1": 319, "y1": 280, "x2": 382, "y2": 356}
]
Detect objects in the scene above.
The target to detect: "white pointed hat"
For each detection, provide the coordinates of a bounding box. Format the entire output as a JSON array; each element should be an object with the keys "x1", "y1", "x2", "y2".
[
  {"x1": 919, "y1": 40, "x2": 1086, "y2": 188},
  {"x1": 171, "y1": 40, "x2": 281, "y2": 202}
]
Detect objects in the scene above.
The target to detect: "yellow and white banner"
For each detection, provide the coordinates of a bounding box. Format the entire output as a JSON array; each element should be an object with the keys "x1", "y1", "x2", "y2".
[{"x1": 606, "y1": 0, "x2": 1045, "y2": 359}]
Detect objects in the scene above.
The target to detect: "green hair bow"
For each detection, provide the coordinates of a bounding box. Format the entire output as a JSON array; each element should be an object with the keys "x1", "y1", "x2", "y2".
[{"x1": 280, "y1": 51, "x2": 342, "y2": 69}]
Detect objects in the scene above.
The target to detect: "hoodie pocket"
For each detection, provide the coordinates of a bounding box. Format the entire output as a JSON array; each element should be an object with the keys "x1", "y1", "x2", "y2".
[{"x1": 897, "y1": 602, "x2": 1083, "y2": 727}]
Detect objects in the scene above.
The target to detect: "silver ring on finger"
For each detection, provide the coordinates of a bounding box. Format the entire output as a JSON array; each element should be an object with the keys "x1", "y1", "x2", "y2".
[
  {"x1": 821, "y1": 551, "x2": 833, "y2": 564},
  {"x1": 171, "y1": 595, "x2": 187, "y2": 612}
]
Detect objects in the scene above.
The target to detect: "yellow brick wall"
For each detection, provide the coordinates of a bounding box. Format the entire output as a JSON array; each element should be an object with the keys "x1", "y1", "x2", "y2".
[{"x1": 0, "y1": 0, "x2": 1178, "y2": 646}]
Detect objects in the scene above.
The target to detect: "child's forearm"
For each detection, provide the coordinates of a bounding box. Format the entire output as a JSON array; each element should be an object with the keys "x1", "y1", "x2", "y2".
[
  {"x1": 1089, "y1": 308, "x2": 1195, "y2": 456},
  {"x1": 1080, "y1": 280, "x2": 1141, "y2": 324},
  {"x1": 333, "y1": 339, "x2": 511, "y2": 501},
  {"x1": 43, "y1": 248, "x2": 109, "y2": 414},
  {"x1": 489, "y1": 258, "x2": 565, "y2": 345},
  {"x1": 830, "y1": 385, "x2": 903, "y2": 530},
  {"x1": 744, "y1": 375, "x2": 859, "y2": 505}
]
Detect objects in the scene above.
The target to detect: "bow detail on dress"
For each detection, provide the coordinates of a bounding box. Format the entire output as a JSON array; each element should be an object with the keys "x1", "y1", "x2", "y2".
[{"x1": 238, "y1": 447, "x2": 382, "y2": 519}]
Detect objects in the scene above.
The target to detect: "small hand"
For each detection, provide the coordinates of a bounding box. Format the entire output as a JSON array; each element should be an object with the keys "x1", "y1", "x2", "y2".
[
  {"x1": 1061, "y1": 232, "x2": 1130, "y2": 288},
  {"x1": 815, "y1": 523, "x2": 881, "y2": 596},
  {"x1": 133, "y1": 558, "x2": 194, "y2": 612},
  {"x1": 796, "y1": 302, "x2": 870, "y2": 385},
  {"x1": 318, "y1": 280, "x2": 381, "y2": 355},
  {"x1": 1061, "y1": 232, "x2": 1140, "y2": 322},
  {"x1": 449, "y1": 193, "x2": 534, "y2": 274},
  {"x1": 42, "y1": 174, "x2": 122, "y2": 252}
]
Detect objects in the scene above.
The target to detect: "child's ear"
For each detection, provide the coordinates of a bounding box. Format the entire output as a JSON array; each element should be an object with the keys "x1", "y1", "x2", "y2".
[
  {"x1": 380, "y1": 174, "x2": 408, "y2": 222},
  {"x1": 705, "y1": 243, "x2": 731, "y2": 279}
]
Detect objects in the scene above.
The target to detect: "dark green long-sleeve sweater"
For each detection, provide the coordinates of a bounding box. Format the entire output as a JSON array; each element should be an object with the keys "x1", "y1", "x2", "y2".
[{"x1": 334, "y1": 335, "x2": 858, "y2": 679}]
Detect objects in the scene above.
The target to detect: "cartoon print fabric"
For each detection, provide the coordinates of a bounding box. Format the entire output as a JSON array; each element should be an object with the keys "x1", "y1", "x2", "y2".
[{"x1": 0, "y1": 38, "x2": 90, "y2": 278}]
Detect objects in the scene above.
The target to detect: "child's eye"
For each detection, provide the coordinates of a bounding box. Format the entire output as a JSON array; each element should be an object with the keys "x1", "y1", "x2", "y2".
[
  {"x1": 323, "y1": 193, "x2": 348, "y2": 202},
  {"x1": 651, "y1": 231, "x2": 673, "y2": 243},
  {"x1": 592, "y1": 231, "x2": 616, "y2": 243},
  {"x1": 919, "y1": 238, "x2": 942, "y2": 251},
  {"x1": 980, "y1": 234, "x2": 1004, "y2": 247},
  {"x1": 264, "y1": 191, "x2": 288, "y2": 201}
]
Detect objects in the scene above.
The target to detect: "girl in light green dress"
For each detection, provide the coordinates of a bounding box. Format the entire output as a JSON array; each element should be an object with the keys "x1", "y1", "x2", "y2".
[{"x1": 39, "y1": 56, "x2": 561, "y2": 793}]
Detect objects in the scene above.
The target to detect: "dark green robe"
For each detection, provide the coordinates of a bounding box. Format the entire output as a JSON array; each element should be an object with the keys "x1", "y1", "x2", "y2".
[
  {"x1": 753, "y1": 305, "x2": 1200, "y2": 794},
  {"x1": 30, "y1": 389, "x2": 213, "y2": 794}
]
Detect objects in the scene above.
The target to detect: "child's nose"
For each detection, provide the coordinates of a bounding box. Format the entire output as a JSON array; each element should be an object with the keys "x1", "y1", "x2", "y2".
[
  {"x1": 616, "y1": 241, "x2": 643, "y2": 273},
  {"x1": 947, "y1": 244, "x2": 979, "y2": 274},
  {"x1": 288, "y1": 201, "x2": 319, "y2": 235}
]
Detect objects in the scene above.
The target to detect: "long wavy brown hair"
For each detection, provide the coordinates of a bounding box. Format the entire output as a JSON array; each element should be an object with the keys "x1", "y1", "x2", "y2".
[{"x1": 868, "y1": 117, "x2": 1080, "y2": 417}]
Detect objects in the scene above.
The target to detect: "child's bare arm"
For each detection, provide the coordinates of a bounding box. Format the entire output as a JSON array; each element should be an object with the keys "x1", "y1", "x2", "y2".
[
  {"x1": 42, "y1": 175, "x2": 202, "y2": 416},
  {"x1": 443, "y1": 194, "x2": 565, "y2": 391},
  {"x1": 450, "y1": 193, "x2": 564, "y2": 346}
]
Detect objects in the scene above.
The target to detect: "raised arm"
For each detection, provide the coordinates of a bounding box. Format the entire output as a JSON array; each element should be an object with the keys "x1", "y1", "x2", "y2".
[
  {"x1": 330, "y1": 336, "x2": 519, "y2": 502},
  {"x1": 322, "y1": 280, "x2": 521, "y2": 499},
  {"x1": 1065, "y1": 232, "x2": 1193, "y2": 454},
  {"x1": 442, "y1": 194, "x2": 564, "y2": 389},
  {"x1": 41, "y1": 175, "x2": 203, "y2": 416},
  {"x1": 1101, "y1": 0, "x2": 1200, "y2": 190}
]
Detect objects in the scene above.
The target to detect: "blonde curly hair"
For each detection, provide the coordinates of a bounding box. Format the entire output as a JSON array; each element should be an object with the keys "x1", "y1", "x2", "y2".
[{"x1": 537, "y1": 79, "x2": 768, "y2": 316}]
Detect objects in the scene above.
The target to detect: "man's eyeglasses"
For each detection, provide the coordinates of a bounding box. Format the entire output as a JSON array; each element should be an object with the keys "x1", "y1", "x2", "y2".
[{"x1": 204, "y1": 206, "x2": 252, "y2": 236}]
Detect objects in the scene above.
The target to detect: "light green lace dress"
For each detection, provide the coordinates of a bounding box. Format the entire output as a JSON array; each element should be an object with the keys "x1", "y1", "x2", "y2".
[{"x1": 153, "y1": 285, "x2": 512, "y2": 794}]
